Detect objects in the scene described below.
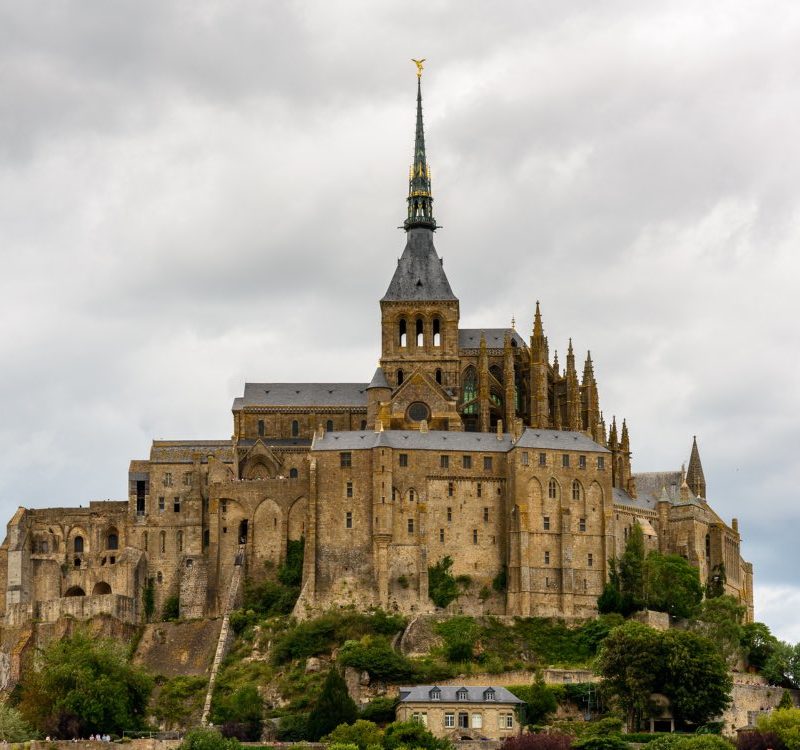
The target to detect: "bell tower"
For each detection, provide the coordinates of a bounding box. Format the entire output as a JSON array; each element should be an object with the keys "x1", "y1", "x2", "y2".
[{"x1": 379, "y1": 61, "x2": 460, "y2": 400}]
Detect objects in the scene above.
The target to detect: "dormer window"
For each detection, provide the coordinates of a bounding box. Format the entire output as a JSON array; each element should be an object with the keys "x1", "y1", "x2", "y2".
[
  {"x1": 456, "y1": 688, "x2": 469, "y2": 701},
  {"x1": 484, "y1": 688, "x2": 496, "y2": 701},
  {"x1": 429, "y1": 687, "x2": 441, "y2": 701}
]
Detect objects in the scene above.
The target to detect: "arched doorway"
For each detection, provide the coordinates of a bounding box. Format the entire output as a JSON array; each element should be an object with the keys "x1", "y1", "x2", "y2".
[
  {"x1": 92, "y1": 581, "x2": 112, "y2": 595},
  {"x1": 65, "y1": 586, "x2": 85, "y2": 597}
]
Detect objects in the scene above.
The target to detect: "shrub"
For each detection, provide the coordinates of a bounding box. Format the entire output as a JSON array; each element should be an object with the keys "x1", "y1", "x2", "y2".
[
  {"x1": 152, "y1": 675, "x2": 208, "y2": 729},
  {"x1": 626, "y1": 734, "x2": 685, "y2": 747},
  {"x1": 509, "y1": 682, "x2": 558, "y2": 726},
  {"x1": 322, "y1": 719, "x2": 384, "y2": 749},
  {"x1": 210, "y1": 685, "x2": 263, "y2": 741},
  {"x1": 278, "y1": 538, "x2": 305, "y2": 586},
  {"x1": 428, "y1": 557, "x2": 460, "y2": 608},
  {"x1": 162, "y1": 595, "x2": 180, "y2": 621},
  {"x1": 736, "y1": 731, "x2": 787, "y2": 750},
  {"x1": 383, "y1": 719, "x2": 451, "y2": 750},
  {"x1": 572, "y1": 737, "x2": 630, "y2": 750},
  {"x1": 757, "y1": 708, "x2": 800, "y2": 750},
  {"x1": 501, "y1": 733, "x2": 573, "y2": 750},
  {"x1": 359, "y1": 696, "x2": 398, "y2": 724},
  {"x1": 674, "y1": 737, "x2": 733, "y2": 750},
  {"x1": 179, "y1": 727, "x2": 241, "y2": 750},
  {"x1": 0, "y1": 703, "x2": 36, "y2": 741},
  {"x1": 306, "y1": 668, "x2": 358, "y2": 741},
  {"x1": 275, "y1": 713, "x2": 309, "y2": 741},
  {"x1": 493, "y1": 567, "x2": 508, "y2": 593},
  {"x1": 337, "y1": 636, "x2": 414, "y2": 681}
]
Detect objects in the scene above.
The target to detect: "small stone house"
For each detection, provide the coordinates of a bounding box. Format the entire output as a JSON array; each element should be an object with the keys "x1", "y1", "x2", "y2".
[{"x1": 396, "y1": 685, "x2": 524, "y2": 740}]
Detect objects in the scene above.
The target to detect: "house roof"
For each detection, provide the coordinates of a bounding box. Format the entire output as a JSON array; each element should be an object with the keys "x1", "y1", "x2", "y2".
[
  {"x1": 515, "y1": 428, "x2": 609, "y2": 453},
  {"x1": 381, "y1": 228, "x2": 457, "y2": 302},
  {"x1": 458, "y1": 328, "x2": 526, "y2": 349},
  {"x1": 398, "y1": 685, "x2": 524, "y2": 704},
  {"x1": 312, "y1": 429, "x2": 514, "y2": 453},
  {"x1": 235, "y1": 383, "x2": 368, "y2": 409}
]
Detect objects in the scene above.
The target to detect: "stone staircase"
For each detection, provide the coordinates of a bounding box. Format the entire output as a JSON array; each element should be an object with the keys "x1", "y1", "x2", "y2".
[{"x1": 201, "y1": 544, "x2": 246, "y2": 725}]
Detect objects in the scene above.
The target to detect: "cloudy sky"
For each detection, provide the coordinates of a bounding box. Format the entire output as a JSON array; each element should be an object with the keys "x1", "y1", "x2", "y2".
[{"x1": 2, "y1": 0, "x2": 799, "y2": 639}]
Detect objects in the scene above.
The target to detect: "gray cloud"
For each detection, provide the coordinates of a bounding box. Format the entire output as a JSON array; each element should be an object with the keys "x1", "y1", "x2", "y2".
[{"x1": 2, "y1": 0, "x2": 799, "y2": 638}]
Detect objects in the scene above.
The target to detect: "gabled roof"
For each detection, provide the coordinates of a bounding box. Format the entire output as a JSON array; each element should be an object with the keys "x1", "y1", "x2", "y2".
[
  {"x1": 398, "y1": 685, "x2": 523, "y2": 704},
  {"x1": 312, "y1": 429, "x2": 514, "y2": 453},
  {"x1": 235, "y1": 383, "x2": 368, "y2": 409},
  {"x1": 459, "y1": 328, "x2": 526, "y2": 349},
  {"x1": 515, "y1": 428, "x2": 609, "y2": 453},
  {"x1": 381, "y1": 228, "x2": 456, "y2": 302},
  {"x1": 367, "y1": 366, "x2": 390, "y2": 390}
]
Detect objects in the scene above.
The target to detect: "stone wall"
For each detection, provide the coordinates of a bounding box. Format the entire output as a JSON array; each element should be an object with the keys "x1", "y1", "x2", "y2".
[{"x1": 721, "y1": 678, "x2": 799, "y2": 734}]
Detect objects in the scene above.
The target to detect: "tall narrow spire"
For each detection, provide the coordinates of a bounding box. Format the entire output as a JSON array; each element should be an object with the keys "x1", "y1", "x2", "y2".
[
  {"x1": 404, "y1": 60, "x2": 436, "y2": 231},
  {"x1": 686, "y1": 435, "x2": 707, "y2": 499}
]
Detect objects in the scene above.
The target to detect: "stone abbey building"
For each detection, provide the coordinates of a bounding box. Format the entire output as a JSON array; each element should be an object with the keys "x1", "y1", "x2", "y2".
[{"x1": 0, "y1": 71, "x2": 753, "y2": 631}]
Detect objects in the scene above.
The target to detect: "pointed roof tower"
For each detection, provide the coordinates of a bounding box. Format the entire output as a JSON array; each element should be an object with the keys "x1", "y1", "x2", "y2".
[
  {"x1": 382, "y1": 60, "x2": 456, "y2": 302},
  {"x1": 686, "y1": 435, "x2": 707, "y2": 499}
]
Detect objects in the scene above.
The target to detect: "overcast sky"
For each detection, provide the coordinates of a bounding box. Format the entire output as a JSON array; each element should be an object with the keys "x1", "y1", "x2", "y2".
[{"x1": 1, "y1": 0, "x2": 799, "y2": 640}]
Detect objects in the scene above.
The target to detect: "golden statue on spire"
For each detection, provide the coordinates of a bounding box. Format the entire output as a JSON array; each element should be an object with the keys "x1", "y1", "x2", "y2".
[{"x1": 412, "y1": 58, "x2": 426, "y2": 78}]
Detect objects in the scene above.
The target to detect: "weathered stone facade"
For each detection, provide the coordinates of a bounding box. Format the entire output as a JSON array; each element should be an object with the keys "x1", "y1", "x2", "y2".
[{"x1": 0, "y1": 73, "x2": 753, "y2": 629}]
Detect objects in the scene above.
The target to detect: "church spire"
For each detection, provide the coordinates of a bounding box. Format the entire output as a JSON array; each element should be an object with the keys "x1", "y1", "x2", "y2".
[
  {"x1": 404, "y1": 60, "x2": 437, "y2": 231},
  {"x1": 686, "y1": 435, "x2": 706, "y2": 499}
]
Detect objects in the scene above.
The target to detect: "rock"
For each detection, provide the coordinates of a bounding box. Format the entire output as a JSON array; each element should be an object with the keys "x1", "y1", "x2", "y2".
[
  {"x1": 360, "y1": 670, "x2": 371, "y2": 686},
  {"x1": 305, "y1": 656, "x2": 321, "y2": 673}
]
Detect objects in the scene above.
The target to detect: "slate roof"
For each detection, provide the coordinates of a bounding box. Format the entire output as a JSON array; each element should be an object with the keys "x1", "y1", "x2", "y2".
[
  {"x1": 516, "y1": 428, "x2": 609, "y2": 453},
  {"x1": 367, "y1": 366, "x2": 390, "y2": 390},
  {"x1": 459, "y1": 328, "x2": 526, "y2": 349},
  {"x1": 235, "y1": 383, "x2": 368, "y2": 409},
  {"x1": 312, "y1": 430, "x2": 514, "y2": 453},
  {"x1": 634, "y1": 471, "x2": 682, "y2": 504},
  {"x1": 398, "y1": 686, "x2": 524, "y2": 704},
  {"x1": 381, "y1": 228, "x2": 457, "y2": 301},
  {"x1": 612, "y1": 487, "x2": 657, "y2": 511}
]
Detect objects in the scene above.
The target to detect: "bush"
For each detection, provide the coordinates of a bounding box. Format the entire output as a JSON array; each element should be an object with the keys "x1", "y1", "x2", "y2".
[
  {"x1": 338, "y1": 636, "x2": 414, "y2": 681},
  {"x1": 179, "y1": 727, "x2": 241, "y2": 750},
  {"x1": 383, "y1": 719, "x2": 451, "y2": 750},
  {"x1": 508, "y1": 682, "x2": 558, "y2": 726},
  {"x1": 359, "y1": 696, "x2": 398, "y2": 724},
  {"x1": 626, "y1": 734, "x2": 685, "y2": 747},
  {"x1": 162, "y1": 595, "x2": 180, "y2": 621},
  {"x1": 152, "y1": 675, "x2": 208, "y2": 729},
  {"x1": 674, "y1": 737, "x2": 733, "y2": 750},
  {"x1": 277, "y1": 538, "x2": 305, "y2": 586},
  {"x1": 501, "y1": 733, "x2": 573, "y2": 750},
  {"x1": 275, "y1": 713, "x2": 309, "y2": 741},
  {"x1": 736, "y1": 731, "x2": 787, "y2": 750},
  {"x1": 210, "y1": 685, "x2": 263, "y2": 741},
  {"x1": 572, "y1": 737, "x2": 630, "y2": 750},
  {"x1": 306, "y1": 668, "x2": 358, "y2": 741},
  {"x1": 428, "y1": 557, "x2": 460, "y2": 608},
  {"x1": 0, "y1": 703, "x2": 36, "y2": 741},
  {"x1": 756, "y1": 708, "x2": 800, "y2": 750},
  {"x1": 322, "y1": 719, "x2": 384, "y2": 749}
]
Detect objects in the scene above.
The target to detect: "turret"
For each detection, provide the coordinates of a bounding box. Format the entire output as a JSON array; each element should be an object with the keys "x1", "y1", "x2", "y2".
[
  {"x1": 529, "y1": 301, "x2": 550, "y2": 429},
  {"x1": 503, "y1": 333, "x2": 516, "y2": 428},
  {"x1": 565, "y1": 339, "x2": 581, "y2": 431},
  {"x1": 582, "y1": 351, "x2": 601, "y2": 438},
  {"x1": 479, "y1": 332, "x2": 490, "y2": 432}
]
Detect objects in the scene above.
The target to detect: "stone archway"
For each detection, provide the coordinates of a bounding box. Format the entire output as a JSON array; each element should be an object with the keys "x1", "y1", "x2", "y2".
[
  {"x1": 65, "y1": 586, "x2": 85, "y2": 597},
  {"x1": 92, "y1": 581, "x2": 112, "y2": 595},
  {"x1": 288, "y1": 497, "x2": 307, "y2": 540},
  {"x1": 252, "y1": 497, "x2": 283, "y2": 569}
]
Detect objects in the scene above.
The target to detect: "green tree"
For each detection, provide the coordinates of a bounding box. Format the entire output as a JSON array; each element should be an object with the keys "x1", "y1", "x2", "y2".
[
  {"x1": 705, "y1": 563, "x2": 727, "y2": 599},
  {"x1": 18, "y1": 630, "x2": 153, "y2": 738},
  {"x1": 619, "y1": 522, "x2": 646, "y2": 609},
  {"x1": 383, "y1": 719, "x2": 451, "y2": 750},
  {"x1": 0, "y1": 703, "x2": 36, "y2": 741},
  {"x1": 322, "y1": 719, "x2": 384, "y2": 749},
  {"x1": 644, "y1": 552, "x2": 703, "y2": 618},
  {"x1": 510, "y1": 680, "x2": 558, "y2": 726},
  {"x1": 152, "y1": 675, "x2": 208, "y2": 730},
  {"x1": 779, "y1": 691, "x2": 795, "y2": 709},
  {"x1": 763, "y1": 642, "x2": 800, "y2": 689},
  {"x1": 211, "y1": 684, "x2": 263, "y2": 740},
  {"x1": 162, "y1": 594, "x2": 180, "y2": 621},
  {"x1": 660, "y1": 629, "x2": 732, "y2": 725},
  {"x1": 741, "y1": 622, "x2": 779, "y2": 672},
  {"x1": 596, "y1": 621, "x2": 663, "y2": 730},
  {"x1": 179, "y1": 726, "x2": 241, "y2": 750},
  {"x1": 306, "y1": 667, "x2": 358, "y2": 741},
  {"x1": 691, "y1": 595, "x2": 745, "y2": 665},
  {"x1": 428, "y1": 556, "x2": 460, "y2": 609},
  {"x1": 278, "y1": 537, "x2": 305, "y2": 586},
  {"x1": 757, "y1": 709, "x2": 800, "y2": 750}
]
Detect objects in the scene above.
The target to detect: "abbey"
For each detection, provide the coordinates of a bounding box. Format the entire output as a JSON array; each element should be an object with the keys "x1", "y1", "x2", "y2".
[{"x1": 0, "y1": 71, "x2": 753, "y2": 630}]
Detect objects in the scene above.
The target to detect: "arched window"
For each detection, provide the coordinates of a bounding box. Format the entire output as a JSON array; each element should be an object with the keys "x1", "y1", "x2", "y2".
[
  {"x1": 74, "y1": 535, "x2": 84, "y2": 553},
  {"x1": 65, "y1": 586, "x2": 85, "y2": 597},
  {"x1": 548, "y1": 479, "x2": 558, "y2": 499},
  {"x1": 291, "y1": 420, "x2": 299, "y2": 437},
  {"x1": 326, "y1": 419, "x2": 334, "y2": 432},
  {"x1": 360, "y1": 419, "x2": 367, "y2": 430},
  {"x1": 435, "y1": 368, "x2": 442, "y2": 384},
  {"x1": 416, "y1": 318, "x2": 424, "y2": 346},
  {"x1": 399, "y1": 318, "x2": 407, "y2": 347},
  {"x1": 433, "y1": 318, "x2": 441, "y2": 346},
  {"x1": 572, "y1": 480, "x2": 582, "y2": 501},
  {"x1": 461, "y1": 367, "x2": 478, "y2": 414},
  {"x1": 289, "y1": 468, "x2": 298, "y2": 479},
  {"x1": 106, "y1": 529, "x2": 119, "y2": 550},
  {"x1": 177, "y1": 530, "x2": 183, "y2": 553},
  {"x1": 93, "y1": 581, "x2": 112, "y2": 595},
  {"x1": 409, "y1": 489, "x2": 415, "y2": 502},
  {"x1": 160, "y1": 531, "x2": 166, "y2": 555},
  {"x1": 397, "y1": 369, "x2": 404, "y2": 386}
]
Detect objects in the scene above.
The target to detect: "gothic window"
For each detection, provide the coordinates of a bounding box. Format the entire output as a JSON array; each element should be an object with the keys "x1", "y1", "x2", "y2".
[
  {"x1": 490, "y1": 365, "x2": 503, "y2": 383},
  {"x1": 291, "y1": 420, "x2": 299, "y2": 437},
  {"x1": 408, "y1": 489, "x2": 415, "y2": 502},
  {"x1": 289, "y1": 468, "x2": 298, "y2": 479},
  {"x1": 399, "y1": 318, "x2": 407, "y2": 347},
  {"x1": 572, "y1": 480, "x2": 583, "y2": 502},
  {"x1": 106, "y1": 529, "x2": 119, "y2": 550},
  {"x1": 326, "y1": 419, "x2": 334, "y2": 432},
  {"x1": 74, "y1": 536, "x2": 84, "y2": 553},
  {"x1": 397, "y1": 368, "x2": 404, "y2": 385},
  {"x1": 435, "y1": 368, "x2": 442, "y2": 384},
  {"x1": 548, "y1": 479, "x2": 558, "y2": 499},
  {"x1": 164, "y1": 472, "x2": 173, "y2": 487},
  {"x1": 433, "y1": 318, "x2": 441, "y2": 346},
  {"x1": 461, "y1": 367, "x2": 478, "y2": 414},
  {"x1": 258, "y1": 419, "x2": 265, "y2": 436},
  {"x1": 415, "y1": 318, "x2": 424, "y2": 346}
]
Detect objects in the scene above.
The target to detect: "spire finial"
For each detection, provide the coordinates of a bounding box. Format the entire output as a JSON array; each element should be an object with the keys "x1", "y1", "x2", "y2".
[
  {"x1": 511, "y1": 315, "x2": 516, "y2": 330},
  {"x1": 404, "y1": 60, "x2": 436, "y2": 231}
]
